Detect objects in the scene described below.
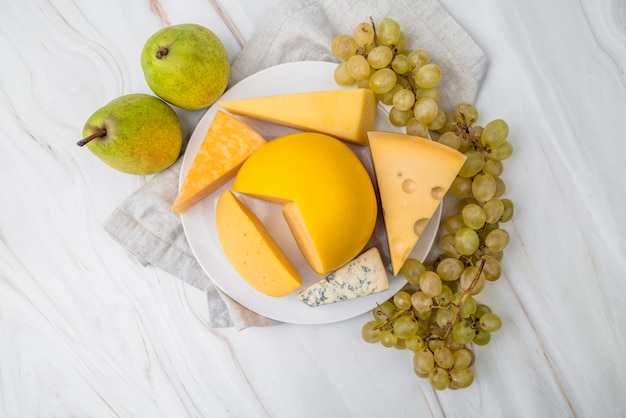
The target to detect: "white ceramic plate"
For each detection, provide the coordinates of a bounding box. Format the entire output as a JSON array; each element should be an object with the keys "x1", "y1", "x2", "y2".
[{"x1": 179, "y1": 61, "x2": 440, "y2": 324}]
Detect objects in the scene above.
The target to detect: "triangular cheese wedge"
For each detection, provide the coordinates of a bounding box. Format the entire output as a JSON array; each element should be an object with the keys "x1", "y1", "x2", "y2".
[
  {"x1": 297, "y1": 247, "x2": 389, "y2": 307},
  {"x1": 219, "y1": 89, "x2": 376, "y2": 145},
  {"x1": 368, "y1": 131, "x2": 467, "y2": 275},
  {"x1": 215, "y1": 189, "x2": 302, "y2": 297},
  {"x1": 172, "y1": 111, "x2": 266, "y2": 214}
]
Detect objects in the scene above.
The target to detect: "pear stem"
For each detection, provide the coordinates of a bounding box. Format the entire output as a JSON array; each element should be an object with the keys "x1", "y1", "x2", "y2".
[
  {"x1": 77, "y1": 128, "x2": 106, "y2": 147},
  {"x1": 156, "y1": 47, "x2": 169, "y2": 59}
]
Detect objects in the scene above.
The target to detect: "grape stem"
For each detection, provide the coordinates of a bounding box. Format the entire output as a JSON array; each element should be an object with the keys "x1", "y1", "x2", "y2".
[
  {"x1": 372, "y1": 306, "x2": 411, "y2": 331},
  {"x1": 443, "y1": 257, "x2": 487, "y2": 340}
]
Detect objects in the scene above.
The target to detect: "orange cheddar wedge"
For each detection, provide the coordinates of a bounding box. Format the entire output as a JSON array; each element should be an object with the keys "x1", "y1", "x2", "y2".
[{"x1": 172, "y1": 111, "x2": 266, "y2": 214}]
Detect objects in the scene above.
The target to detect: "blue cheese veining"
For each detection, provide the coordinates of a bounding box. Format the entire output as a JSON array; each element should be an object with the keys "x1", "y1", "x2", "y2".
[{"x1": 297, "y1": 247, "x2": 390, "y2": 307}]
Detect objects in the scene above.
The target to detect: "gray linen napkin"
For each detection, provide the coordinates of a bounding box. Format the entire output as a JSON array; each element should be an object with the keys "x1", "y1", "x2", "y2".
[{"x1": 103, "y1": 0, "x2": 488, "y2": 329}]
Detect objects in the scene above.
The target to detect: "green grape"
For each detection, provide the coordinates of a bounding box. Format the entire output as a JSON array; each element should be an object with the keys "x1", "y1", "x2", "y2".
[
  {"x1": 372, "y1": 300, "x2": 396, "y2": 321},
  {"x1": 493, "y1": 175, "x2": 506, "y2": 198},
  {"x1": 354, "y1": 22, "x2": 375, "y2": 46},
  {"x1": 440, "y1": 234, "x2": 462, "y2": 258},
  {"x1": 394, "y1": 314, "x2": 420, "y2": 339},
  {"x1": 369, "y1": 68, "x2": 397, "y2": 94},
  {"x1": 435, "y1": 285, "x2": 453, "y2": 306},
  {"x1": 483, "y1": 199, "x2": 505, "y2": 224},
  {"x1": 483, "y1": 159, "x2": 503, "y2": 176},
  {"x1": 449, "y1": 176, "x2": 472, "y2": 196},
  {"x1": 449, "y1": 367, "x2": 474, "y2": 389},
  {"x1": 405, "y1": 334, "x2": 425, "y2": 351},
  {"x1": 428, "y1": 336, "x2": 445, "y2": 352},
  {"x1": 416, "y1": 87, "x2": 441, "y2": 102},
  {"x1": 407, "y1": 49, "x2": 430, "y2": 70},
  {"x1": 434, "y1": 346, "x2": 455, "y2": 369},
  {"x1": 485, "y1": 228, "x2": 510, "y2": 252},
  {"x1": 394, "y1": 31, "x2": 408, "y2": 53},
  {"x1": 458, "y1": 150, "x2": 485, "y2": 178},
  {"x1": 367, "y1": 45, "x2": 394, "y2": 69},
  {"x1": 333, "y1": 61, "x2": 355, "y2": 86},
  {"x1": 453, "y1": 348, "x2": 475, "y2": 368},
  {"x1": 462, "y1": 203, "x2": 487, "y2": 230},
  {"x1": 428, "y1": 109, "x2": 447, "y2": 131},
  {"x1": 436, "y1": 257, "x2": 464, "y2": 281},
  {"x1": 435, "y1": 306, "x2": 455, "y2": 327},
  {"x1": 413, "y1": 348, "x2": 435, "y2": 375},
  {"x1": 458, "y1": 132, "x2": 472, "y2": 153},
  {"x1": 481, "y1": 255, "x2": 502, "y2": 281},
  {"x1": 452, "y1": 321, "x2": 476, "y2": 344},
  {"x1": 361, "y1": 320, "x2": 383, "y2": 343},
  {"x1": 436, "y1": 112, "x2": 457, "y2": 134},
  {"x1": 444, "y1": 213, "x2": 465, "y2": 234},
  {"x1": 346, "y1": 54, "x2": 370, "y2": 80},
  {"x1": 394, "y1": 338, "x2": 407, "y2": 350},
  {"x1": 459, "y1": 266, "x2": 487, "y2": 295},
  {"x1": 469, "y1": 125, "x2": 483, "y2": 142},
  {"x1": 393, "y1": 291, "x2": 413, "y2": 310},
  {"x1": 457, "y1": 196, "x2": 478, "y2": 211},
  {"x1": 415, "y1": 63, "x2": 442, "y2": 88},
  {"x1": 479, "y1": 312, "x2": 502, "y2": 332},
  {"x1": 331, "y1": 34, "x2": 358, "y2": 60},
  {"x1": 391, "y1": 54, "x2": 410, "y2": 74},
  {"x1": 378, "y1": 17, "x2": 401, "y2": 45},
  {"x1": 500, "y1": 198, "x2": 514, "y2": 222},
  {"x1": 429, "y1": 367, "x2": 451, "y2": 390},
  {"x1": 454, "y1": 228, "x2": 480, "y2": 255},
  {"x1": 419, "y1": 271, "x2": 443, "y2": 297},
  {"x1": 413, "y1": 96, "x2": 439, "y2": 124},
  {"x1": 401, "y1": 258, "x2": 426, "y2": 286},
  {"x1": 472, "y1": 173, "x2": 497, "y2": 202},
  {"x1": 380, "y1": 329, "x2": 399, "y2": 348},
  {"x1": 455, "y1": 103, "x2": 478, "y2": 126},
  {"x1": 481, "y1": 119, "x2": 509, "y2": 147},
  {"x1": 487, "y1": 140, "x2": 514, "y2": 160},
  {"x1": 474, "y1": 303, "x2": 492, "y2": 318},
  {"x1": 437, "y1": 132, "x2": 461, "y2": 150},
  {"x1": 406, "y1": 118, "x2": 430, "y2": 137},
  {"x1": 379, "y1": 84, "x2": 403, "y2": 105},
  {"x1": 389, "y1": 106, "x2": 414, "y2": 127},
  {"x1": 392, "y1": 89, "x2": 416, "y2": 111},
  {"x1": 473, "y1": 328, "x2": 491, "y2": 345},
  {"x1": 459, "y1": 294, "x2": 477, "y2": 318},
  {"x1": 411, "y1": 291, "x2": 433, "y2": 312}
]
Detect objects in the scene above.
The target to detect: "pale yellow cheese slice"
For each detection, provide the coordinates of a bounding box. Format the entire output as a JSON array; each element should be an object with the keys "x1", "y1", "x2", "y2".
[
  {"x1": 172, "y1": 110, "x2": 266, "y2": 214},
  {"x1": 368, "y1": 131, "x2": 467, "y2": 275},
  {"x1": 215, "y1": 189, "x2": 302, "y2": 297},
  {"x1": 218, "y1": 89, "x2": 376, "y2": 145}
]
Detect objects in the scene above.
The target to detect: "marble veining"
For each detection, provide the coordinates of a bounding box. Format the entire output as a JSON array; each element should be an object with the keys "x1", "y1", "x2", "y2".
[{"x1": 1, "y1": 0, "x2": 625, "y2": 417}]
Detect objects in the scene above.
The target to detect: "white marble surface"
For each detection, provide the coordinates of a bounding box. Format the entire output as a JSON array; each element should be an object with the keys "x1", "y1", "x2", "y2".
[{"x1": 1, "y1": 0, "x2": 625, "y2": 417}]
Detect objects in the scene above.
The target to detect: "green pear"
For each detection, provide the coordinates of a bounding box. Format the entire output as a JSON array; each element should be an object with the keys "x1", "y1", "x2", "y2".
[
  {"x1": 77, "y1": 94, "x2": 183, "y2": 175},
  {"x1": 140, "y1": 23, "x2": 230, "y2": 110}
]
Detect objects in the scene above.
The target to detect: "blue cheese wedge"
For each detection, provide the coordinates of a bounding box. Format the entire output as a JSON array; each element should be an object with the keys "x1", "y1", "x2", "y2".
[{"x1": 297, "y1": 247, "x2": 389, "y2": 307}]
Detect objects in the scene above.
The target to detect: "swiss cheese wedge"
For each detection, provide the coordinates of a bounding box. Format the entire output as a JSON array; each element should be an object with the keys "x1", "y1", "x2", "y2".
[
  {"x1": 368, "y1": 131, "x2": 467, "y2": 275},
  {"x1": 215, "y1": 189, "x2": 302, "y2": 297},
  {"x1": 171, "y1": 110, "x2": 266, "y2": 214},
  {"x1": 233, "y1": 132, "x2": 377, "y2": 275},
  {"x1": 218, "y1": 89, "x2": 376, "y2": 145}
]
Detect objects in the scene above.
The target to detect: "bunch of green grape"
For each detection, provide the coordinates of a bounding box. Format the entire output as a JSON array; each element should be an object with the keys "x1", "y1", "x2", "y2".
[
  {"x1": 331, "y1": 17, "x2": 446, "y2": 133},
  {"x1": 331, "y1": 17, "x2": 515, "y2": 390}
]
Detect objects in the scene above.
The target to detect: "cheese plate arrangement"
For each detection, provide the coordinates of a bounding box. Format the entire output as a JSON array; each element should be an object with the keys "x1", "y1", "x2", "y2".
[{"x1": 178, "y1": 61, "x2": 442, "y2": 325}]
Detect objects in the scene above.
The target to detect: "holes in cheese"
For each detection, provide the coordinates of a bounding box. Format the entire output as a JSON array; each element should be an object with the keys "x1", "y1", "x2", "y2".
[
  {"x1": 233, "y1": 132, "x2": 378, "y2": 275},
  {"x1": 368, "y1": 131, "x2": 467, "y2": 275},
  {"x1": 218, "y1": 89, "x2": 376, "y2": 145},
  {"x1": 215, "y1": 189, "x2": 301, "y2": 297},
  {"x1": 172, "y1": 110, "x2": 267, "y2": 214}
]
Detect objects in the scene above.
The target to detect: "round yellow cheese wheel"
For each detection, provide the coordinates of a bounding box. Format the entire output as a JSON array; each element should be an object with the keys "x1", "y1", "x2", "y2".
[{"x1": 233, "y1": 132, "x2": 377, "y2": 275}]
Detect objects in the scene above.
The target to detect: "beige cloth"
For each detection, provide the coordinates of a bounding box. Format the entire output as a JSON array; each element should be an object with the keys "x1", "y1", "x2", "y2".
[{"x1": 103, "y1": 0, "x2": 488, "y2": 329}]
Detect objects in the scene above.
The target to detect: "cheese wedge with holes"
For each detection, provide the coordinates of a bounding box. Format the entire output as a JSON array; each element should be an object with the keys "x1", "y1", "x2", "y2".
[
  {"x1": 172, "y1": 110, "x2": 266, "y2": 214},
  {"x1": 218, "y1": 89, "x2": 376, "y2": 145},
  {"x1": 233, "y1": 132, "x2": 377, "y2": 275},
  {"x1": 368, "y1": 131, "x2": 467, "y2": 275},
  {"x1": 215, "y1": 189, "x2": 302, "y2": 297}
]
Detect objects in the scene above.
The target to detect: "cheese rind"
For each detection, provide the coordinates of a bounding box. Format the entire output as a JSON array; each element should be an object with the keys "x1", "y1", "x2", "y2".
[
  {"x1": 297, "y1": 247, "x2": 389, "y2": 307},
  {"x1": 215, "y1": 189, "x2": 302, "y2": 297},
  {"x1": 368, "y1": 131, "x2": 467, "y2": 275},
  {"x1": 233, "y1": 132, "x2": 377, "y2": 275},
  {"x1": 218, "y1": 89, "x2": 376, "y2": 145},
  {"x1": 172, "y1": 110, "x2": 266, "y2": 214}
]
